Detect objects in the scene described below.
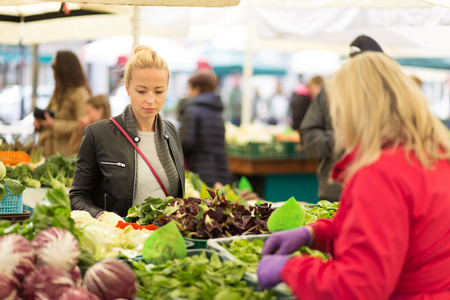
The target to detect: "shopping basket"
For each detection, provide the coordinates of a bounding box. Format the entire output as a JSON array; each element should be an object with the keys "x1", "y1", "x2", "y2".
[
  {"x1": 0, "y1": 187, "x2": 24, "y2": 214},
  {"x1": 0, "y1": 151, "x2": 31, "y2": 165}
]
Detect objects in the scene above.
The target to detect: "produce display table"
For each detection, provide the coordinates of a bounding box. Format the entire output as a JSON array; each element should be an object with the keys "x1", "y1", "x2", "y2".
[
  {"x1": 23, "y1": 187, "x2": 71, "y2": 210},
  {"x1": 228, "y1": 155, "x2": 319, "y2": 203}
]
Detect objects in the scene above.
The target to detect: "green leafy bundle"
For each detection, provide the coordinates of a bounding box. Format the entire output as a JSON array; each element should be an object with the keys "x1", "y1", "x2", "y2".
[
  {"x1": 303, "y1": 200, "x2": 339, "y2": 225},
  {"x1": 133, "y1": 251, "x2": 275, "y2": 300},
  {"x1": 224, "y1": 239, "x2": 328, "y2": 275},
  {"x1": 125, "y1": 196, "x2": 175, "y2": 226}
]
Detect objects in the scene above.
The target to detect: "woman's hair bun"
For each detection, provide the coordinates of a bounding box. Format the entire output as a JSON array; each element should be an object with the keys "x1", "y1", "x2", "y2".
[{"x1": 134, "y1": 45, "x2": 154, "y2": 54}]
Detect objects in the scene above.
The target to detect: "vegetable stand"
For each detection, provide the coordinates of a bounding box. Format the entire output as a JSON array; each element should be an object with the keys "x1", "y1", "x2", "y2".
[{"x1": 227, "y1": 154, "x2": 319, "y2": 203}]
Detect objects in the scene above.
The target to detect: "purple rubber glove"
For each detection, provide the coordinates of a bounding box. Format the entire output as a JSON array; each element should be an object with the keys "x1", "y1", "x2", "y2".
[
  {"x1": 262, "y1": 226, "x2": 312, "y2": 256},
  {"x1": 257, "y1": 255, "x2": 291, "y2": 290}
]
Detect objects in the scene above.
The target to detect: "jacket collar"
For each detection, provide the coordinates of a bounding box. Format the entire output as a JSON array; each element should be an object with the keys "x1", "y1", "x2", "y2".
[{"x1": 331, "y1": 148, "x2": 358, "y2": 183}]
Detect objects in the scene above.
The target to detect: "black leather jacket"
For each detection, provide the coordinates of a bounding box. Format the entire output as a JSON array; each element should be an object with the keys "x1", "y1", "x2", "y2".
[{"x1": 69, "y1": 114, "x2": 185, "y2": 218}]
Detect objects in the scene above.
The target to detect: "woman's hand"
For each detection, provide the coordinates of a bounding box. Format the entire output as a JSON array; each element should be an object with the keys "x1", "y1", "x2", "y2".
[
  {"x1": 34, "y1": 118, "x2": 42, "y2": 131},
  {"x1": 39, "y1": 112, "x2": 55, "y2": 128}
]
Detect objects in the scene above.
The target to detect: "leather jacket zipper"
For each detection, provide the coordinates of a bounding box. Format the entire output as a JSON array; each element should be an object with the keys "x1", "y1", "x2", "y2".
[
  {"x1": 165, "y1": 134, "x2": 183, "y2": 194},
  {"x1": 132, "y1": 150, "x2": 137, "y2": 203},
  {"x1": 100, "y1": 161, "x2": 126, "y2": 168}
]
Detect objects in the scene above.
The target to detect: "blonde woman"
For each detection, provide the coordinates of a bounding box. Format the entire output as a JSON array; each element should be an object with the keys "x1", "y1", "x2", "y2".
[
  {"x1": 70, "y1": 46, "x2": 185, "y2": 218},
  {"x1": 258, "y1": 52, "x2": 450, "y2": 299}
]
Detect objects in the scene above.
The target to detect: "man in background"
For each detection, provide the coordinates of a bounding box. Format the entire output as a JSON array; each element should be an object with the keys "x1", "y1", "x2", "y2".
[{"x1": 300, "y1": 35, "x2": 384, "y2": 202}]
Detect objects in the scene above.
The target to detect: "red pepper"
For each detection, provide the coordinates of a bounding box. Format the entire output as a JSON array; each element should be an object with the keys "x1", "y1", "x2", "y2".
[{"x1": 116, "y1": 221, "x2": 158, "y2": 231}]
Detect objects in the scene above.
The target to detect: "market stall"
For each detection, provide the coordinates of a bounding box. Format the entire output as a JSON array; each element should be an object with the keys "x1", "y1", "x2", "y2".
[
  {"x1": 0, "y1": 149, "x2": 338, "y2": 300},
  {"x1": 225, "y1": 123, "x2": 319, "y2": 203}
]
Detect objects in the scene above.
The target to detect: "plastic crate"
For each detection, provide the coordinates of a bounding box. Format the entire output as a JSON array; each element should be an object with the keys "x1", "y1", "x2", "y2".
[
  {"x1": 0, "y1": 151, "x2": 31, "y2": 165},
  {"x1": 286, "y1": 142, "x2": 309, "y2": 159},
  {"x1": 184, "y1": 237, "x2": 208, "y2": 249},
  {"x1": 227, "y1": 142, "x2": 289, "y2": 160},
  {"x1": 0, "y1": 187, "x2": 23, "y2": 214},
  {"x1": 0, "y1": 210, "x2": 31, "y2": 223},
  {"x1": 207, "y1": 234, "x2": 295, "y2": 299}
]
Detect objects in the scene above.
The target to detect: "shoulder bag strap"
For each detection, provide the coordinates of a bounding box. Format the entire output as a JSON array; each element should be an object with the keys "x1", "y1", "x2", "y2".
[{"x1": 109, "y1": 118, "x2": 168, "y2": 197}]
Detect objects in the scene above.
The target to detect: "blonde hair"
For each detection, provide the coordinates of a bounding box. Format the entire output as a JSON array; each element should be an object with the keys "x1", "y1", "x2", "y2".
[
  {"x1": 123, "y1": 45, "x2": 170, "y2": 86},
  {"x1": 328, "y1": 52, "x2": 450, "y2": 181}
]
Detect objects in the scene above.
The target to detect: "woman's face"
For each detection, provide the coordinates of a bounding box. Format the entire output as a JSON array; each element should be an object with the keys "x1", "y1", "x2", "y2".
[
  {"x1": 126, "y1": 68, "x2": 168, "y2": 124},
  {"x1": 85, "y1": 103, "x2": 104, "y2": 124}
]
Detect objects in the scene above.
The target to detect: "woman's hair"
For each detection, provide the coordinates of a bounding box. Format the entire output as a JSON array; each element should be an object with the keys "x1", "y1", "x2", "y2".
[
  {"x1": 52, "y1": 51, "x2": 90, "y2": 107},
  {"x1": 123, "y1": 45, "x2": 170, "y2": 87},
  {"x1": 410, "y1": 75, "x2": 423, "y2": 88},
  {"x1": 188, "y1": 70, "x2": 218, "y2": 94},
  {"x1": 328, "y1": 52, "x2": 450, "y2": 181},
  {"x1": 86, "y1": 94, "x2": 111, "y2": 119},
  {"x1": 308, "y1": 76, "x2": 324, "y2": 87}
]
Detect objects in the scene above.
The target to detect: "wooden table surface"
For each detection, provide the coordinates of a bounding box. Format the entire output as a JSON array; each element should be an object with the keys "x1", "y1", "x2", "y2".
[{"x1": 228, "y1": 156, "x2": 318, "y2": 176}]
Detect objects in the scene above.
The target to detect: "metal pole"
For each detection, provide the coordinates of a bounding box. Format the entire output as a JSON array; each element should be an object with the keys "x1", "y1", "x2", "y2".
[
  {"x1": 241, "y1": 17, "x2": 255, "y2": 125},
  {"x1": 31, "y1": 44, "x2": 39, "y2": 110},
  {"x1": 132, "y1": 6, "x2": 141, "y2": 50}
]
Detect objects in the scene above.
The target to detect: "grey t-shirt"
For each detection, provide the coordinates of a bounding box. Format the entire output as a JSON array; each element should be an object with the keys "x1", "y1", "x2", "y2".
[{"x1": 133, "y1": 131, "x2": 170, "y2": 205}]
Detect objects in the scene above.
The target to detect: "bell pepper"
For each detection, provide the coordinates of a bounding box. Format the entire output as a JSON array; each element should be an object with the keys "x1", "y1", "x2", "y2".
[{"x1": 116, "y1": 220, "x2": 158, "y2": 231}]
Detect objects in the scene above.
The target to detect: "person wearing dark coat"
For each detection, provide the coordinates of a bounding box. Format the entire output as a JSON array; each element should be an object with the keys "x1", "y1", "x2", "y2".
[
  {"x1": 290, "y1": 76, "x2": 324, "y2": 130},
  {"x1": 300, "y1": 35, "x2": 384, "y2": 202},
  {"x1": 178, "y1": 70, "x2": 232, "y2": 187}
]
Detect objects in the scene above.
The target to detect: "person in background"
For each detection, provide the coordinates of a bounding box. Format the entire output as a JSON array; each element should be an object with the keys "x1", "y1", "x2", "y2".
[
  {"x1": 70, "y1": 46, "x2": 185, "y2": 218},
  {"x1": 268, "y1": 80, "x2": 289, "y2": 125},
  {"x1": 300, "y1": 35, "x2": 384, "y2": 202},
  {"x1": 34, "y1": 50, "x2": 91, "y2": 157},
  {"x1": 69, "y1": 94, "x2": 111, "y2": 154},
  {"x1": 258, "y1": 51, "x2": 450, "y2": 300},
  {"x1": 290, "y1": 76, "x2": 324, "y2": 130},
  {"x1": 228, "y1": 74, "x2": 242, "y2": 126},
  {"x1": 178, "y1": 69, "x2": 232, "y2": 187}
]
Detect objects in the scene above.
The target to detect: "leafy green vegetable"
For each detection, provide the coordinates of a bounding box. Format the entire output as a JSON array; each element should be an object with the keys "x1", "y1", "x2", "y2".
[
  {"x1": 224, "y1": 238, "x2": 329, "y2": 275},
  {"x1": 133, "y1": 251, "x2": 275, "y2": 300},
  {"x1": 32, "y1": 162, "x2": 65, "y2": 189},
  {"x1": 125, "y1": 196, "x2": 175, "y2": 226},
  {"x1": 153, "y1": 191, "x2": 275, "y2": 240},
  {"x1": 2, "y1": 178, "x2": 26, "y2": 195},
  {"x1": 303, "y1": 200, "x2": 339, "y2": 225},
  {"x1": 0, "y1": 177, "x2": 26, "y2": 201},
  {"x1": 6, "y1": 164, "x2": 41, "y2": 189}
]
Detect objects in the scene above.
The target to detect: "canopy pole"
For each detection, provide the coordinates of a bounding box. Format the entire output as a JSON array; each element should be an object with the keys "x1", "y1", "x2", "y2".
[
  {"x1": 31, "y1": 44, "x2": 39, "y2": 110},
  {"x1": 241, "y1": 15, "x2": 255, "y2": 125},
  {"x1": 132, "y1": 6, "x2": 141, "y2": 50}
]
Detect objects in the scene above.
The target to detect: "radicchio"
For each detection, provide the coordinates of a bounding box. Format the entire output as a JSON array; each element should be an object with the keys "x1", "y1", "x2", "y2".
[
  {"x1": 60, "y1": 287, "x2": 101, "y2": 300},
  {"x1": 32, "y1": 227, "x2": 80, "y2": 271},
  {"x1": 21, "y1": 266, "x2": 74, "y2": 300},
  {"x1": 83, "y1": 258, "x2": 137, "y2": 300},
  {"x1": 0, "y1": 234, "x2": 35, "y2": 280},
  {"x1": 0, "y1": 273, "x2": 19, "y2": 300}
]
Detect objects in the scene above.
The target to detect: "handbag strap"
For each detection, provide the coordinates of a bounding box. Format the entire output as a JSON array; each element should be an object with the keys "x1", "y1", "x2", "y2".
[{"x1": 109, "y1": 118, "x2": 168, "y2": 197}]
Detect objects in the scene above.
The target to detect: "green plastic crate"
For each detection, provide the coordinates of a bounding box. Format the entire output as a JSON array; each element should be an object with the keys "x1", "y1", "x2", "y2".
[
  {"x1": 227, "y1": 142, "x2": 289, "y2": 160},
  {"x1": 184, "y1": 237, "x2": 208, "y2": 249}
]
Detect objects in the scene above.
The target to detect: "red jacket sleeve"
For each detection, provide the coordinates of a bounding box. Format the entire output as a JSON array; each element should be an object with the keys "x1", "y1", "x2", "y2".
[
  {"x1": 281, "y1": 167, "x2": 410, "y2": 300},
  {"x1": 309, "y1": 218, "x2": 333, "y2": 252}
]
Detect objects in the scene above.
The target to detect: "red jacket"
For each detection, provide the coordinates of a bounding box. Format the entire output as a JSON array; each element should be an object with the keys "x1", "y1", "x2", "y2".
[{"x1": 281, "y1": 147, "x2": 450, "y2": 299}]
